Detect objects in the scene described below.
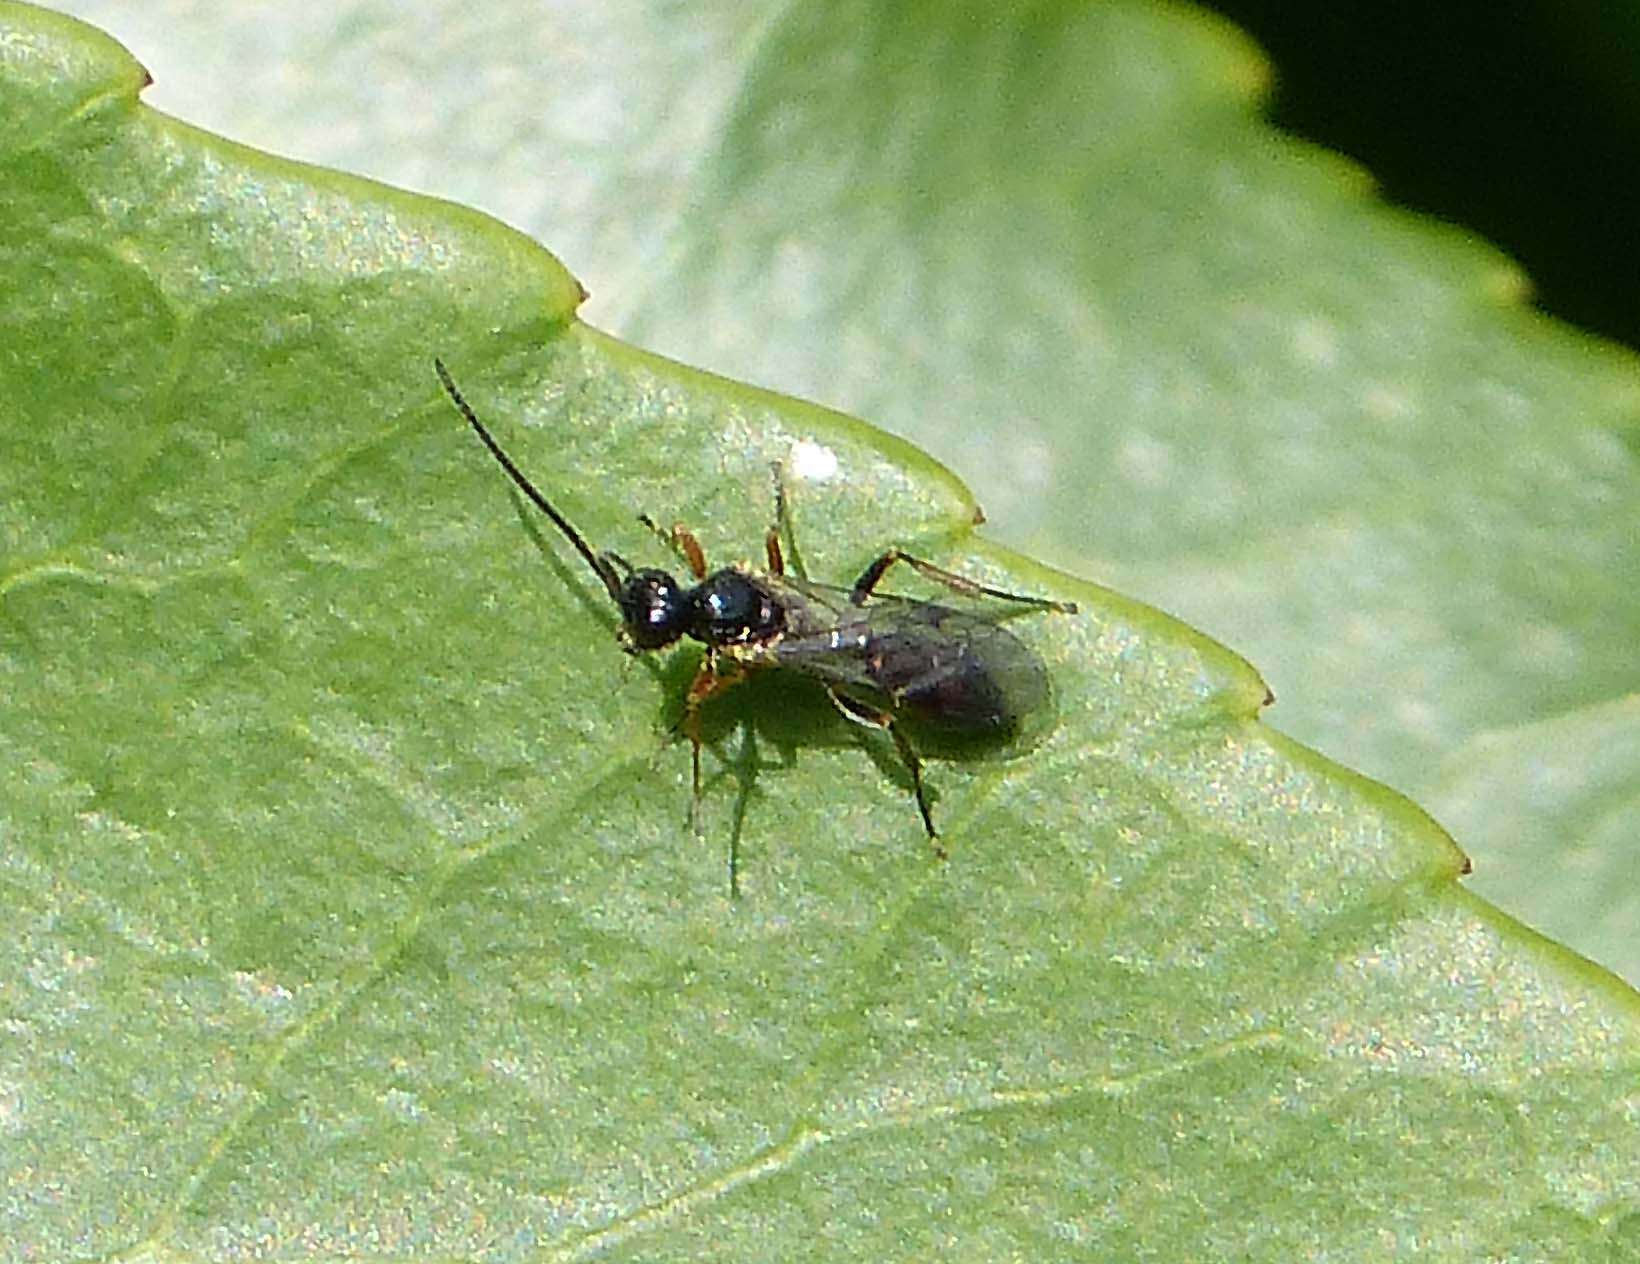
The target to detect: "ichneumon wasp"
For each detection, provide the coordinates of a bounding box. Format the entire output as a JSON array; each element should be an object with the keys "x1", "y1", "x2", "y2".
[{"x1": 434, "y1": 359, "x2": 1077, "y2": 866}]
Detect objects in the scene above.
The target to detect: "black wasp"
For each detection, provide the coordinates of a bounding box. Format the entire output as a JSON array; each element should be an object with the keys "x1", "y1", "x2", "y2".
[{"x1": 434, "y1": 360, "x2": 1077, "y2": 857}]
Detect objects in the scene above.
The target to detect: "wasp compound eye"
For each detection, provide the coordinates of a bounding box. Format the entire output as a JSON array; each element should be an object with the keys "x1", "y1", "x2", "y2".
[{"x1": 619, "y1": 569, "x2": 690, "y2": 650}]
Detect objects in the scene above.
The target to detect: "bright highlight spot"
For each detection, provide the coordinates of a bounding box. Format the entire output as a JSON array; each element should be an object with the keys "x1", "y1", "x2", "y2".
[{"x1": 789, "y1": 439, "x2": 839, "y2": 483}]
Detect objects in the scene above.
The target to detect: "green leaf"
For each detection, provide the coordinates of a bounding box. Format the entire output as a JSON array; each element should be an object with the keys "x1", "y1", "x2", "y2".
[
  {"x1": 3, "y1": 4, "x2": 1637, "y2": 1261},
  {"x1": 44, "y1": 0, "x2": 1640, "y2": 986}
]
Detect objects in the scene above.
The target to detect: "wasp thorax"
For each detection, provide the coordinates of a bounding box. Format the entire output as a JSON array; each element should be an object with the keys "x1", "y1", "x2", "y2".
[
  {"x1": 618, "y1": 568, "x2": 690, "y2": 650},
  {"x1": 693, "y1": 569, "x2": 784, "y2": 645}
]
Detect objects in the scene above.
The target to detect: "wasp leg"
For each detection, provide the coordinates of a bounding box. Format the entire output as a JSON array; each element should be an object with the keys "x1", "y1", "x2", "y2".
[
  {"x1": 764, "y1": 463, "x2": 785, "y2": 576},
  {"x1": 769, "y1": 462, "x2": 812, "y2": 581},
  {"x1": 849, "y1": 547, "x2": 1077, "y2": 614},
  {"x1": 826, "y1": 687, "x2": 945, "y2": 858},
  {"x1": 764, "y1": 520, "x2": 784, "y2": 577},
  {"x1": 682, "y1": 656, "x2": 748, "y2": 833},
  {"x1": 638, "y1": 514, "x2": 709, "y2": 580}
]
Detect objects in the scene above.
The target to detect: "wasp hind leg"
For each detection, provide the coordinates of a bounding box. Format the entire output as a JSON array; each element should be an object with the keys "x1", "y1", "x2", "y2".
[
  {"x1": 849, "y1": 547, "x2": 1077, "y2": 614},
  {"x1": 827, "y1": 687, "x2": 945, "y2": 858}
]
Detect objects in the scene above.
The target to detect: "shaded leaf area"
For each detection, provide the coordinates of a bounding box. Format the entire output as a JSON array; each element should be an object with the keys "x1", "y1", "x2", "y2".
[{"x1": 1, "y1": 6, "x2": 1637, "y2": 1261}]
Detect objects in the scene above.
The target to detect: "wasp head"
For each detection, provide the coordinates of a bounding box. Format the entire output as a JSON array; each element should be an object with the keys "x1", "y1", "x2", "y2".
[{"x1": 617, "y1": 568, "x2": 691, "y2": 651}]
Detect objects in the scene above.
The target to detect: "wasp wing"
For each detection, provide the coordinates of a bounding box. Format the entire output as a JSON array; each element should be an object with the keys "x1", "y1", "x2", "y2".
[{"x1": 762, "y1": 576, "x2": 1053, "y2": 741}]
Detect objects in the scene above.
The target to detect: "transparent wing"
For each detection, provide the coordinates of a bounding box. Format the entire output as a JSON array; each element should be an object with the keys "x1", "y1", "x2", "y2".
[{"x1": 762, "y1": 586, "x2": 1052, "y2": 739}]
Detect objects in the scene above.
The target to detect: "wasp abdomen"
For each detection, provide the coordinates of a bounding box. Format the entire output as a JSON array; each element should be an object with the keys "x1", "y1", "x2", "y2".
[{"x1": 864, "y1": 614, "x2": 1046, "y2": 738}]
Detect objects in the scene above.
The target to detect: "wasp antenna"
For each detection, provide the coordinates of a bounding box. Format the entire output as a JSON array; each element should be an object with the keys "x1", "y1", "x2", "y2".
[{"x1": 434, "y1": 359, "x2": 623, "y2": 601}]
